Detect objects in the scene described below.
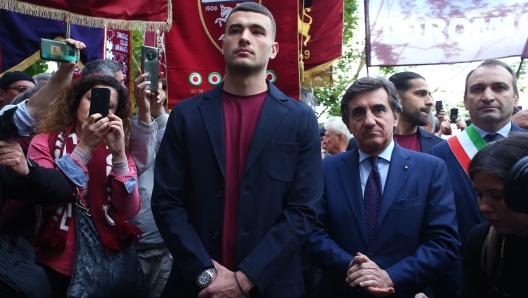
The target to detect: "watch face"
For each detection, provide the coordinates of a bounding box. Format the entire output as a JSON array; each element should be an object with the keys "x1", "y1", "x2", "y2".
[{"x1": 197, "y1": 272, "x2": 212, "y2": 287}]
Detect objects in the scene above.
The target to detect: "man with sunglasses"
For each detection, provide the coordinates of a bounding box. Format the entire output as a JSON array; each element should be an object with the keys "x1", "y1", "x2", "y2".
[{"x1": 0, "y1": 71, "x2": 35, "y2": 109}]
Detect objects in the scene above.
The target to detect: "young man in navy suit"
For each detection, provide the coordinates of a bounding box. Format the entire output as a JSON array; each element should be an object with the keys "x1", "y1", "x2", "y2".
[
  {"x1": 152, "y1": 3, "x2": 322, "y2": 297},
  {"x1": 309, "y1": 77, "x2": 460, "y2": 298}
]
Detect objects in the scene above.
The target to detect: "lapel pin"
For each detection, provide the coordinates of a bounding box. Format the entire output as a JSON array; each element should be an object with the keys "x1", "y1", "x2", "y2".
[{"x1": 403, "y1": 166, "x2": 408, "y2": 170}]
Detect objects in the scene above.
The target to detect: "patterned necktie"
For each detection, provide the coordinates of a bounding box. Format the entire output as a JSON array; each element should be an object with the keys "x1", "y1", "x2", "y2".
[
  {"x1": 364, "y1": 156, "x2": 382, "y2": 239},
  {"x1": 484, "y1": 133, "x2": 503, "y2": 143}
]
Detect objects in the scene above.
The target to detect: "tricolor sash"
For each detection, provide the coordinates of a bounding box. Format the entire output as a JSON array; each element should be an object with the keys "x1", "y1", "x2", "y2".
[{"x1": 447, "y1": 125, "x2": 487, "y2": 175}]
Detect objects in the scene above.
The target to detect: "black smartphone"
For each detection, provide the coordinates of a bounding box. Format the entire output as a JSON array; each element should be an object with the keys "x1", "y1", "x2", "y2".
[
  {"x1": 89, "y1": 88, "x2": 110, "y2": 121},
  {"x1": 435, "y1": 101, "x2": 443, "y2": 113},
  {"x1": 40, "y1": 38, "x2": 77, "y2": 63},
  {"x1": 450, "y1": 108, "x2": 458, "y2": 123},
  {"x1": 141, "y1": 45, "x2": 159, "y2": 92}
]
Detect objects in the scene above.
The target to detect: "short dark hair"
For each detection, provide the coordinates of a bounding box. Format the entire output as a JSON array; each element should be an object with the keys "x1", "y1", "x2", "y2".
[
  {"x1": 340, "y1": 77, "x2": 402, "y2": 127},
  {"x1": 388, "y1": 72, "x2": 425, "y2": 96},
  {"x1": 469, "y1": 132, "x2": 528, "y2": 182},
  {"x1": 226, "y1": 3, "x2": 276, "y2": 40},
  {"x1": 82, "y1": 59, "x2": 123, "y2": 77},
  {"x1": 464, "y1": 59, "x2": 518, "y2": 99}
]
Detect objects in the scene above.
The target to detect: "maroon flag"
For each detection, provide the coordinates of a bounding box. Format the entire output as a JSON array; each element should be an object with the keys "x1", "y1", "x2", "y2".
[
  {"x1": 299, "y1": 0, "x2": 343, "y2": 87},
  {"x1": 165, "y1": 0, "x2": 299, "y2": 108},
  {"x1": 105, "y1": 29, "x2": 132, "y2": 89},
  {"x1": 0, "y1": 0, "x2": 172, "y2": 31}
]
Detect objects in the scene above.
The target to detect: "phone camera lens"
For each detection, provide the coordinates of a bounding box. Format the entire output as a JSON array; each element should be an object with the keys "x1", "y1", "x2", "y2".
[
  {"x1": 146, "y1": 50, "x2": 157, "y2": 61},
  {"x1": 68, "y1": 49, "x2": 75, "y2": 56}
]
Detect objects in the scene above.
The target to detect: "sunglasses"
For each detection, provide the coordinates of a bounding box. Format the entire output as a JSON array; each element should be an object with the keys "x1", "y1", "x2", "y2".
[{"x1": 6, "y1": 86, "x2": 29, "y2": 93}]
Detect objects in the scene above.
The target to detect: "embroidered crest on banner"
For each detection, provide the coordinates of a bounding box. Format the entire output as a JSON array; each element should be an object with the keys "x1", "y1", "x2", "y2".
[{"x1": 199, "y1": 0, "x2": 262, "y2": 51}]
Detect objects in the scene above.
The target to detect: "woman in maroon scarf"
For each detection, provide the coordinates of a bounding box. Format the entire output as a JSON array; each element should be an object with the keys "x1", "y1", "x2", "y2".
[{"x1": 27, "y1": 75, "x2": 142, "y2": 297}]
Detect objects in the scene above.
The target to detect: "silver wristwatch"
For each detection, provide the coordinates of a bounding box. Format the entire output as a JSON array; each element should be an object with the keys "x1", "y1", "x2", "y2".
[{"x1": 196, "y1": 268, "x2": 217, "y2": 289}]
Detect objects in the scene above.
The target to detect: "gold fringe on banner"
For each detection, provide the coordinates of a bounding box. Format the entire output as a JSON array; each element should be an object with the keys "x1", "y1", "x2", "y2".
[
  {"x1": 303, "y1": 57, "x2": 341, "y2": 78},
  {"x1": 0, "y1": 0, "x2": 173, "y2": 32},
  {"x1": 301, "y1": 67, "x2": 334, "y2": 88},
  {"x1": 1, "y1": 36, "x2": 85, "y2": 76}
]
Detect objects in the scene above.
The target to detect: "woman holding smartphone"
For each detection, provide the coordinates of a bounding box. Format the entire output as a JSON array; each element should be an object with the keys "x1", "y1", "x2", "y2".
[{"x1": 28, "y1": 75, "x2": 142, "y2": 297}]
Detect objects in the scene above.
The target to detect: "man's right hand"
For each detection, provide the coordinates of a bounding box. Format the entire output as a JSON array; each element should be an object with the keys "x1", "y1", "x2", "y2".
[
  {"x1": 455, "y1": 118, "x2": 467, "y2": 131},
  {"x1": 198, "y1": 260, "x2": 253, "y2": 298},
  {"x1": 0, "y1": 140, "x2": 29, "y2": 176}
]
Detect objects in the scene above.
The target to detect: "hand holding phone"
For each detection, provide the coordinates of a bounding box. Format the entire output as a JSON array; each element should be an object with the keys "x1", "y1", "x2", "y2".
[
  {"x1": 435, "y1": 101, "x2": 443, "y2": 114},
  {"x1": 450, "y1": 108, "x2": 459, "y2": 123},
  {"x1": 40, "y1": 38, "x2": 78, "y2": 63},
  {"x1": 89, "y1": 88, "x2": 110, "y2": 121},
  {"x1": 141, "y1": 46, "x2": 159, "y2": 92}
]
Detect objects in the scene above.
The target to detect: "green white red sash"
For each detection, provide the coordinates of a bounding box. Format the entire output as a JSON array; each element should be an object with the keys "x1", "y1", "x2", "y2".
[{"x1": 447, "y1": 125, "x2": 487, "y2": 175}]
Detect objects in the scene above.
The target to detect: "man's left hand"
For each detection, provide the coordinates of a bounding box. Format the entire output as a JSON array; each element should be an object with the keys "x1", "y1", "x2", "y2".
[
  {"x1": 346, "y1": 252, "x2": 395, "y2": 297},
  {"x1": 198, "y1": 260, "x2": 254, "y2": 298}
]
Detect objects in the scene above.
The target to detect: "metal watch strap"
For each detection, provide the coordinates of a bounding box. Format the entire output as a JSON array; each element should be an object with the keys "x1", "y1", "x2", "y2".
[{"x1": 196, "y1": 267, "x2": 216, "y2": 289}]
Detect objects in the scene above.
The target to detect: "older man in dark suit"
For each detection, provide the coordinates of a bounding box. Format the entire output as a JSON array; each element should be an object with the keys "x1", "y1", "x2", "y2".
[
  {"x1": 309, "y1": 77, "x2": 460, "y2": 298},
  {"x1": 151, "y1": 3, "x2": 322, "y2": 297}
]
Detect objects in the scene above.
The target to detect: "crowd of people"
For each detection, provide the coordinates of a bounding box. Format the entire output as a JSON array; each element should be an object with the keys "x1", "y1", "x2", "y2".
[{"x1": 0, "y1": 2, "x2": 527, "y2": 298}]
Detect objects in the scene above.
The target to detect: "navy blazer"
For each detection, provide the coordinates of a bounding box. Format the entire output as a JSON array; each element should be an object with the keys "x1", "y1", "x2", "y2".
[
  {"x1": 346, "y1": 127, "x2": 443, "y2": 153},
  {"x1": 428, "y1": 123, "x2": 528, "y2": 244},
  {"x1": 152, "y1": 81, "x2": 323, "y2": 297},
  {"x1": 308, "y1": 143, "x2": 460, "y2": 298}
]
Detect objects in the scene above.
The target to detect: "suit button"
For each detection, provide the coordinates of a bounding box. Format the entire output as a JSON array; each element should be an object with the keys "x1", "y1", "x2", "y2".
[
  {"x1": 368, "y1": 253, "x2": 374, "y2": 259},
  {"x1": 212, "y1": 231, "x2": 220, "y2": 240},
  {"x1": 216, "y1": 190, "x2": 223, "y2": 198}
]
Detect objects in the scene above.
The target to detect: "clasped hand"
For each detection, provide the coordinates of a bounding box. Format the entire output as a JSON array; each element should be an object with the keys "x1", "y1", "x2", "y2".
[
  {"x1": 78, "y1": 113, "x2": 126, "y2": 162},
  {"x1": 346, "y1": 252, "x2": 395, "y2": 297}
]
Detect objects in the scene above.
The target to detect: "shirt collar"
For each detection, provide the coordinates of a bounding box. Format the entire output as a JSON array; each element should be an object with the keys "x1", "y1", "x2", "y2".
[
  {"x1": 358, "y1": 140, "x2": 394, "y2": 163},
  {"x1": 472, "y1": 122, "x2": 511, "y2": 138}
]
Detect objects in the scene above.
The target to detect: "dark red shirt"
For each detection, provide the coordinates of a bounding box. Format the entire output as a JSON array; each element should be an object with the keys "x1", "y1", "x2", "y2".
[
  {"x1": 221, "y1": 90, "x2": 267, "y2": 270},
  {"x1": 394, "y1": 132, "x2": 421, "y2": 152}
]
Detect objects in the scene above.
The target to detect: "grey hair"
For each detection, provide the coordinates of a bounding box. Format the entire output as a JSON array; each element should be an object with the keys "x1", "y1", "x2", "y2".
[
  {"x1": 300, "y1": 87, "x2": 317, "y2": 110},
  {"x1": 10, "y1": 85, "x2": 41, "y2": 105},
  {"x1": 82, "y1": 59, "x2": 123, "y2": 77},
  {"x1": 325, "y1": 116, "x2": 352, "y2": 142},
  {"x1": 32, "y1": 73, "x2": 52, "y2": 87},
  {"x1": 340, "y1": 76, "x2": 402, "y2": 127}
]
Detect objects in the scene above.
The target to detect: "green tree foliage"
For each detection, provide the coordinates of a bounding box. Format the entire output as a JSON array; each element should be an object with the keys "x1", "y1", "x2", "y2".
[
  {"x1": 313, "y1": 0, "x2": 362, "y2": 119},
  {"x1": 23, "y1": 59, "x2": 49, "y2": 76}
]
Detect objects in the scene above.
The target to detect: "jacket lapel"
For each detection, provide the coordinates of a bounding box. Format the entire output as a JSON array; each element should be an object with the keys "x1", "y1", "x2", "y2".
[
  {"x1": 373, "y1": 144, "x2": 413, "y2": 236},
  {"x1": 243, "y1": 83, "x2": 290, "y2": 174},
  {"x1": 199, "y1": 85, "x2": 226, "y2": 177},
  {"x1": 337, "y1": 150, "x2": 369, "y2": 247}
]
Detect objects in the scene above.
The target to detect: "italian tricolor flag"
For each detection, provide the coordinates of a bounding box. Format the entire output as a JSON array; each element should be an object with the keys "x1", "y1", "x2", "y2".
[{"x1": 447, "y1": 125, "x2": 487, "y2": 175}]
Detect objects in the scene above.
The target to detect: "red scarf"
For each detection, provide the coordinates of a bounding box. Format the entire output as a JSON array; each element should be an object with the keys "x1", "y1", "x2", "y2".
[{"x1": 35, "y1": 125, "x2": 142, "y2": 254}]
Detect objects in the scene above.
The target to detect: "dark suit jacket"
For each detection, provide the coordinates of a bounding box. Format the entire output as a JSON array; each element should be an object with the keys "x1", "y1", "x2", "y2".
[
  {"x1": 308, "y1": 143, "x2": 460, "y2": 298},
  {"x1": 346, "y1": 127, "x2": 443, "y2": 153},
  {"x1": 152, "y1": 81, "x2": 323, "y2": 297},
  {"x1": 428, "y1": 123, "x2": 527, "y2": 244}
]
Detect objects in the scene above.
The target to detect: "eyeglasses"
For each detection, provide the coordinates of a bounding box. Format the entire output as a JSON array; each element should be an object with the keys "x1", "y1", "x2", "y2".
[{"x1": 6, "y1": 86, "x2": 29, "y2": 93}]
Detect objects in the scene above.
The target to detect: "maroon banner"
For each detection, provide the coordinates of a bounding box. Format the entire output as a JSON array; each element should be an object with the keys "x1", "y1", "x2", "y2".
[
  {"x1": 105, "y1": 29, "x2": 132, "y2": 89},
  {"x1": 0, "y1": 0, "x2": 172, "y2": 31},
  {"x1": 366, "y1": 0, "x2": 528, "y2": 66},
  {"x1": 165, "y1": 0, "x2": 299, "y2": 108},
  {"x1": 299, "y1": 0, "x2": 343, "y2": 83}
]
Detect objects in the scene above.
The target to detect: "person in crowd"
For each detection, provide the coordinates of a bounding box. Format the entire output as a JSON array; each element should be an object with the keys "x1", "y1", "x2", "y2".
[
  {"x1": 460, "y1": 133, "x2": 528, "y2": 297},
  {"x1": 435, "y1": 108, "x2": 452, "y2": 136},
  {"x1": 0, "y1": 71, "x2": 35, "y2": 109},
  {"x1": 152, "y1": 3, "x2": 322, "y2": 297},
  {"x1": 82, "y1": 59, "x2": 125, "y2": 86},
  {"x1": 323, "y1": 116, "x2": 351, "y2": 155},
  {"x1": 33, "y1": 73, "x2": 52, "y2": 88},
  {"x1": 129, "y1": 70, "x2": 171, "y2": 297},
  {"x1": 429, "y1": 59, "x2": 527, "y2": 296},
  {"x1": 421, "y1": 110, "x2": 435, "y2": 134},
  {"x1": 511, "y1": 107, "x2": 528, "y2": 129},
  {"x1": 390, "y1": 72, "x2": 443, "y2": 152},
  {"x1": 309, "y1": 77, "x2": 460, "y2": 298},
  {"x1": 430, "y1": 59, "x2": 527, "y2": 244},
  {"x1": 28, "y1": 75, "x2": 142, "y2": 297}
]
